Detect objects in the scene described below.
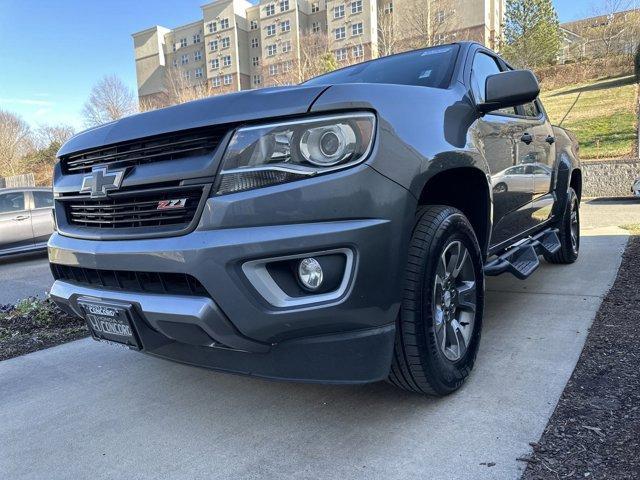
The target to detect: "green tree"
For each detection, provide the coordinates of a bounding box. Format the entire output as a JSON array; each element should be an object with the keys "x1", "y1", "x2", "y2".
[{"x1": 501, "y1": 0, "x2": 561, "y2": 69}]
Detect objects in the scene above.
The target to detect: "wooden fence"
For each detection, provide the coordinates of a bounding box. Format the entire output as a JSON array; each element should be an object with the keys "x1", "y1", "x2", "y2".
[{"x1": 0, "y1": 173, "x2": 36, "y2": 189}]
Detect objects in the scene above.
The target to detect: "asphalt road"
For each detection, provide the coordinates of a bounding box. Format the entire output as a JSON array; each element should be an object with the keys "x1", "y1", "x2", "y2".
[
  {"x1": 0, "y1": 226, "x2": 628, "y2": 480},
  {"x1": 0, "y1": 251, "x2": 52, "y2": 305}
]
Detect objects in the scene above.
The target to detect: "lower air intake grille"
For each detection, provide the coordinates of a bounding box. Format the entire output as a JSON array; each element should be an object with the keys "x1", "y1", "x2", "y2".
[
  {"x1": 63, "y1": 185, "x2": 203, "y2": 229},
  {"x1": 50, "y1": 264, "x2": 210, "y2": 297}
]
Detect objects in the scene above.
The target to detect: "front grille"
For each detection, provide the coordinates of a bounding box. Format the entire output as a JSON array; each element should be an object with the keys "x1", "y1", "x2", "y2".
[
  {"x1": 62, "y1": 185, "x2": 204, "y2": 229},
  {"x1": 51, "y1": 264, "x2": 210, "y2": 297},
  {"x1": 60, "y1": 128, "x2": 225, "y2": 174}
]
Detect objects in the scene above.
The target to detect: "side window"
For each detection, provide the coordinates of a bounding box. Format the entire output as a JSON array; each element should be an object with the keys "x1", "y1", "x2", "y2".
[
  {"x1": 521, "y1": 100, "x2": 540, "y2": 118},
  {"x1": 33, "y1": 191, "x2": 54, "y2": 209},
  {"x1": 0, "y1": 192, "x2": 26, "y2": 213},
  {"x1": 471, "y1": 52, "x2": 517, "y2": 115}
]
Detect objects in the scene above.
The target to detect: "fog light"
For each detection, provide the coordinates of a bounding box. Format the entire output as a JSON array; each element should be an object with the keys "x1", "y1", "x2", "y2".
[{"x1": 298, "y1": 257, "x2": 323, "y2": 291}]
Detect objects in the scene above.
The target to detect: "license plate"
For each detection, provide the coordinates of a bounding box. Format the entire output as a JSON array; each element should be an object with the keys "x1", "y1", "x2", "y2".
[{"x1": 78, "y1": 298, "x2": 140, "y2": 349}]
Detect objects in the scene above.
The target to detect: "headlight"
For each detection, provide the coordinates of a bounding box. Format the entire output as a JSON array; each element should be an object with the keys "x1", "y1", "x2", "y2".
[{"x1": 214, "y1": 112, "x2": 375, "y2": 195}]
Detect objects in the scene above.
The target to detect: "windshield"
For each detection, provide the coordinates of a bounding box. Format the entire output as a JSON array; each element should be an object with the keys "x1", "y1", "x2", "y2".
[{"x1": 304, "y1": 44, "x2": 459, "y2": 89}]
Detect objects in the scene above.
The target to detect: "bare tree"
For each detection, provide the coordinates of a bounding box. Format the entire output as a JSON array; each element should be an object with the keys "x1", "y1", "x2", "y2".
[
  {"x1": 378, "y1": 4, "x2": 400, "y2": 56},
  {"x1": 81, "y1": 75, "x2": 138, "y2": 127},
  {"x1": 261, "y1": 32, "x2": 338, "y2": 87},
  {"x1": 0, "y1": 110, "x2": 33, "y2": 177},
  {"x1": 585, "y1": 0, "x2": 640, "y2": 58},
  {"x1": 33, "y1": 123, "x2": 75, "y2": 150}
]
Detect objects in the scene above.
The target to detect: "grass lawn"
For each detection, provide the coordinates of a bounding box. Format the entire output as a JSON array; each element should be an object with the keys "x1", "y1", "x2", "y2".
[{"x1": 541, "y1": 75, "x2": 639, "y2": 160}]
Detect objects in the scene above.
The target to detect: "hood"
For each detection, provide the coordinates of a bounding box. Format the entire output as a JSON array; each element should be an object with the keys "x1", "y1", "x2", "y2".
[{"x1": 58, "y1": 84, "x2": 329, "y2": 156}]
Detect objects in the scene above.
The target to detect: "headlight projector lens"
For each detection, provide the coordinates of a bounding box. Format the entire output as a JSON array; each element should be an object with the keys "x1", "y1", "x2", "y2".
[{"x1": 298, "y1": 257, "x2": 324, "y2": 291}]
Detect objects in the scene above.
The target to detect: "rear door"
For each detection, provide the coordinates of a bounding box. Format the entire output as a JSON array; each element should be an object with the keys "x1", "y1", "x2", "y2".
[
  {"x1": 0, "y1": 190, "x2": 33, "y2": 251},
  {"x1": 514, "y1": 99, "x2": 556, "y2": 228},
  {"x1": 29, "y1": 190, "x2": 55, "y2": 244}
]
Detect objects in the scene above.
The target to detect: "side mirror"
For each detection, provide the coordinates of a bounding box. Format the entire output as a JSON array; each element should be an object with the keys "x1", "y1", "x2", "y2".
[{"x1": 477, "y1": 70, "x2": 540, "y2": 113}]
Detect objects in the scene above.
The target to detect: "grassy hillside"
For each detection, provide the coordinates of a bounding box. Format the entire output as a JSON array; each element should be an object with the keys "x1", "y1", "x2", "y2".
[{"x1": 541, "y1": 75, "x2": 638, "y2": 160}]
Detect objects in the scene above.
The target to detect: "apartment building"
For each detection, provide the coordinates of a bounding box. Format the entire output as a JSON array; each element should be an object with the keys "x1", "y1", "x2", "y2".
[{"x1": 132, "y1": 0, "x2": 504, "y2": 104}]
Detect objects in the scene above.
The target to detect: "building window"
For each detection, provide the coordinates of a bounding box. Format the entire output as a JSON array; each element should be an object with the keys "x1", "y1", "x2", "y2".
[
  {"x1": 269, "y1": 64, "x2": 279, "y2": 76},
  {"x1": 312, "y1": 21, "x2": 321, "y2": 33},
  {"x1": 311, "y1": 2, "x2": 319, "y2": 12},
  {"x1": 210, "y1": 58, "x2": 219, "y2": 69},
  {"x1": 282, "y1": 60, "x2": 292, "y2": 73},
  {"x1": 352, "y1": 44, "x2": 364, "y2": 58},
  {"x1": 222, "y1": 55, "x2": 232, "y2": 67},
  {"x1": 194, "y1": 50, "x2": 202, "y2": 61},
  {"x1": 250, "y1": 20, "x2": 258, "y2": 30},
  {"x1": 251, "y1": 38, "x2": 259, "y2": 48},
  {"x1": 183, "y1": 70, "x2": 191, "y2": 80},
  {"x1": 221, "y1": 37, "x2": 230, "y2": 48},
  {"x1": 180, "y1": 38, "x2": 187, "y2": 48},
  {"x1": 172, "y1": 58, "x2": 178, "y2": 67},
  {"x1": 253, "y1": 74, "x2": 262, "y2": 85},
  {"x1": 208, "y1": 22, "x2": 217, "y2": 33},
  {"x1": 267, "y1": 44, "x2": 277, "y2": 56},
  {"x1": 220, "y1": 18, "x2": 229, "y2": 29},
  {"x1": 223, "y1": 74, "x2": 233, "y2": 85},
  {"x1": 333, "y1": 5, "x2": 344, "y2": 19},
  {"x1": 181, "y1": 53, "x2": 189, "y2": 65},
  {"x1": 435, "y1": 33, "x2": 446, "y2": 44},
  {"x1": 280, "y1": 0, "x2": 289, "y2": 12},
  {"x1": 281, "y1": 40, "x2": 292, "y2": 53},
  {"x1": 334, "y1": 26, "x2": 346, "y2": 40},
  {"x1": 195, "y1": 67, "x2": 204, "y2": 78},
  {"x1": 351, "y1": 0, "x2": 362, "y2": 14},
  {"x1": 335, "y1": 48, "x2": 347, "y2": 61},
  {"x1": 281, "y1": 20, "x2": 290, "y2": 33},
  {"x1": 352, "y1": 22, "x2": 363, "y2": 36},
  {"x1": 267, "y1": 24, "x2": 276, "y2": 36},
  {"x1": 265, "y1": 4, "x2": 275, "y2": 16},
  {"x1": 212, "y1": 76, "x2": 221, "y2": 87},
  {"x1": 209, "y1": 40, "x2": 218, "y2": 51},
  {"x1": 193, "y1": 33, "x2": 201, "y2": 44},
  {"x1": 252, "y1": 56, "x2": 260, "y2": 66},
  {"x1": 383, "y1": 2, "x2": 393, "y2": 14},
  {"x1": 436, "y1": 10, "x2": 445, "y2": 24}
]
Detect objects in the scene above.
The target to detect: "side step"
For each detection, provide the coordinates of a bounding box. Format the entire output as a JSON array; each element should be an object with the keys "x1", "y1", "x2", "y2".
[{"x1": 484, "y1": 229, "x2": 561, "y2": 280}]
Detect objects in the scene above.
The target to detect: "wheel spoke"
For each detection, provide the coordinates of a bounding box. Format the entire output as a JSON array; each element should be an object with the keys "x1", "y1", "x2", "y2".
[
  {"x1": 452, "y1": 248, "x2": 469, "y2": 279},
  {"x1": 451, "y1": 318, "x2": 467, "y2": 358},
  {"x1": 457, "y1": 281, "x2": 476, "y2": 312},
  {"x1": 445, "y1": 242, "x2": 461, "y2": 276}
]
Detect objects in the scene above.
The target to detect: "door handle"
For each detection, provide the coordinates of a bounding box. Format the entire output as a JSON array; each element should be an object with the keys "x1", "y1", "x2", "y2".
[
  {"x1": 545, "y1": 135, "x2": 555, "y2": 144},
  {"x1": 12, "y1": 215, "x2": 30, "y2": 221},
  {"x1": 520, "y1": 133, "x2": 533, "y2": 145}
]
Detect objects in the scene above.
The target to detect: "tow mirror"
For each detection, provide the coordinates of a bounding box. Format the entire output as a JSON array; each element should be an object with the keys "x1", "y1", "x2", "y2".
[{"x1": 477, "y1": 70, "x2": 540, "y2": 113}]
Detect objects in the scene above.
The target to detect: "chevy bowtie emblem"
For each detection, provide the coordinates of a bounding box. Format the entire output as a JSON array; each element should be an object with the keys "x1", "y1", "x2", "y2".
[{"x1": 80, "y1": 166, "x2": 127, "y2": 199}]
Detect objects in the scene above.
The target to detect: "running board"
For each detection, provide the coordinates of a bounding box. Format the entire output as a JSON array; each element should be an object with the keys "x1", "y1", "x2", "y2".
[{"x1": 484, "y1": 229, "x2": 561, "y2": 280}]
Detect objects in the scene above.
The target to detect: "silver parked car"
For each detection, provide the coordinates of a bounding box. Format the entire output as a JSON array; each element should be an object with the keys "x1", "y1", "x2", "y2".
[{"x1": 0, "y1": 187, "x2": 55, "y2": 256}]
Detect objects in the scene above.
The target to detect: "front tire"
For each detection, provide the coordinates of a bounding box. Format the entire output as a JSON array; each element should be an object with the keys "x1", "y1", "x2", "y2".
[
  {"x1": 544, "y1": 187, "x2": 579, "y2": 264},
  {"x1": 388, "y1": 206, "x2": 485, "y2": 396}
]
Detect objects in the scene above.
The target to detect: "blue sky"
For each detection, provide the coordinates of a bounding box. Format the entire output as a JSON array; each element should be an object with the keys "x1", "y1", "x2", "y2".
[{"x1": 0, "y1": 0, "x2": 626, "y2": 129}]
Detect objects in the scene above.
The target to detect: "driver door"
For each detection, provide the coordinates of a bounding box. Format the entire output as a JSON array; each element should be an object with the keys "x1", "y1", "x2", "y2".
[{"x1": 0, "y1": 190, "x2": 34, "y2": 251}]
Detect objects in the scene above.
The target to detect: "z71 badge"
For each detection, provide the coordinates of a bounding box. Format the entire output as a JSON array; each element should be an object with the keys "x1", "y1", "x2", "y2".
[{"x1": 157, "y1": 198, "x2": 188, "y2": 210}]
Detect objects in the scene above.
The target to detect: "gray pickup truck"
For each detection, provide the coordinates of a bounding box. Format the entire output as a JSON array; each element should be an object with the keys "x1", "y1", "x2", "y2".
[{"x1": 49, "y1": 42, "x2": 581, "y2": 396}]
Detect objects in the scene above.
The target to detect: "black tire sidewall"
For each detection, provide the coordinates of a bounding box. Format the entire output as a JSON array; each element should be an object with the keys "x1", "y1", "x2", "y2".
[{"x1": 412, "y1": 211, "x2": 485, "y2": 393}]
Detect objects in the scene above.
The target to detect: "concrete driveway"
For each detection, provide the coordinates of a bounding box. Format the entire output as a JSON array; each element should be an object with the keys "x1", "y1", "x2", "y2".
[{"x1": 0, "y1": 227, "x2": 628, "y2": 480}]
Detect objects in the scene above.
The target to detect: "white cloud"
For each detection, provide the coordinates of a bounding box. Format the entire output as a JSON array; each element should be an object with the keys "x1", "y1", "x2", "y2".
[{"x1": 0, "y1": 97, "x2": 54, "y2": 107}]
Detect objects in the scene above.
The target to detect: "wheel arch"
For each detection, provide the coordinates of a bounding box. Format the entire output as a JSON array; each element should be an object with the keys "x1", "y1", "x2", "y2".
[{"x1": 417, "y1": 167, "x2": 492, "y2": 257}]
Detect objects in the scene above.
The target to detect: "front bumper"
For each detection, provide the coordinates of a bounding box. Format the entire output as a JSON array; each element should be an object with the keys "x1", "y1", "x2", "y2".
[{"x1": 48, "y1": 165, "x2": 415, "y2": 383}]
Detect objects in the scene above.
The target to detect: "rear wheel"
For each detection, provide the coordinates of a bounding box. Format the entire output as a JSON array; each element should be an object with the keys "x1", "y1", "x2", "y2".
[
  {"x1": 544, "y1": 188, "x2": 579, "y2": 264},
  {"x1": 388, "y1": 206, "x2": 484, "y2": 396}
]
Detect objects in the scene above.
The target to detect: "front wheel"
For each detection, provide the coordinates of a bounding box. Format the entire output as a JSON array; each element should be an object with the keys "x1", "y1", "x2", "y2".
[
  {"x1": 544, "y1": 187, "x2": 579, "y2": 264},
  {"x1": 388, "y1": 206, "x2": 484, "y2": 396}
]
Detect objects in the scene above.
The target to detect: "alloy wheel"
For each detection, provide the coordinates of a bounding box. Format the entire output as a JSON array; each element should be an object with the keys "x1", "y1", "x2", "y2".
[{"x1": 432, "y1": 241, "x2": 477, "y2": 362}]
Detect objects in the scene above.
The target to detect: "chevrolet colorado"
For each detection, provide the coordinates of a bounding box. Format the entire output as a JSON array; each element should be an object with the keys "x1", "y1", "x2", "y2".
[{"x1": 48, "y1": 42, "x2": 581, "y2": 395}]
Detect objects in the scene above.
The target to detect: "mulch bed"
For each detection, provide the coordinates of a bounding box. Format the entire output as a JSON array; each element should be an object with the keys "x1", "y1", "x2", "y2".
[
  {"x1": 0, "y1": 298, "x2": 88, "y2": 361},
  {"x1": 522, "y1": 235, "x2": 640, "y2": 479}
]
